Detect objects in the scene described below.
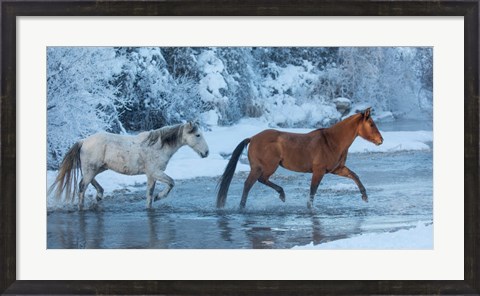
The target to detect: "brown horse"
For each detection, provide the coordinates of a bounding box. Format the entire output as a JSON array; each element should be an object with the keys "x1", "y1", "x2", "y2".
[{"x1": 216, "y1": 107, "x2": 383, "y2": 209}]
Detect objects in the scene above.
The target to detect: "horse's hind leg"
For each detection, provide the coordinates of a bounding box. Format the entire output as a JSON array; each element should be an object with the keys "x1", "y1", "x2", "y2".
[
  {"x1": 257, "y1": 160, "x2": 284, "y2": 202},
  {"x1": 78, "y1": 179, "x2": 86, "y2": 210},
  {"x1": 77, "y1": 164, "x2": 101, "y2": 210},
  {"x1": 91, "y1": 178, "x2": 104, "y2": 201},
  {"x1": 240, "y1": 168, "x2": 262, "y2": 209},
  {"x1": 78, "y1": 174, "x2": 95, "y2": 210},
  {"x1": 258, "y1": 178, "x2": 285, "y2": 202}
]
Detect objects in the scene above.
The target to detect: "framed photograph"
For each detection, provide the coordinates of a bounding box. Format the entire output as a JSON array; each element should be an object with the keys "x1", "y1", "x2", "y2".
[{"x1": 2, "y1": 1, "x2": 478, "y2": 294}]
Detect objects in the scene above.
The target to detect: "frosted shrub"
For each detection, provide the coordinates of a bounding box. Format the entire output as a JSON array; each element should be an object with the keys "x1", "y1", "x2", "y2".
[
  {"x1": 47, "y1": 47, "x2": 128, "y2": 169},
  {"x1": 315, "y1": 66, "x2": 350, "y2": 101},
  {"x1": 115, "y1": 47, "x2": 205, "y2": 130},
  {"x1": 114, "y1": 47, "x2": 172, "y2": 131},
  {"x1": 197, "y1": 49, "x2": 245, "y2": 125},
  {"x1": 162, "y1": 47, "x2": 201, "y2": 79},
  {"x1": 258, "y1": 61, "x2": 342, "y2": 127},
  {"x1": 217, "y1": 48, "x2": 261, "y2": 124},
  {"x1": 336, "y1": 47, "x2": 432, "y2": 119},
  {"x1": 160, "y1": 76, "x2": 205, "y2": 124},
  {"x1": 265, "y1": 97, "x2": 340, "y2": 128}
]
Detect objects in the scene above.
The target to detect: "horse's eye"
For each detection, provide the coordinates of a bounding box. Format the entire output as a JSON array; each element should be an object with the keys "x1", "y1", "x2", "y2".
[{"x1": 196, "y1": 134, "x2": 201, "y2": 138}]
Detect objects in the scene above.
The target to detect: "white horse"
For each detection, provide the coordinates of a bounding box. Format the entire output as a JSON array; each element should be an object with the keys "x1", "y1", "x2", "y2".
[{"x1": 49, "y1": 122, "x2": 209, "y2": 209}]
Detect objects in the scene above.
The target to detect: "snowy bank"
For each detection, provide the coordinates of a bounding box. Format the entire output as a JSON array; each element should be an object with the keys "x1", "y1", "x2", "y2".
[{"x1": 292, "y1": 222, "x2": 433, "y2": 250}]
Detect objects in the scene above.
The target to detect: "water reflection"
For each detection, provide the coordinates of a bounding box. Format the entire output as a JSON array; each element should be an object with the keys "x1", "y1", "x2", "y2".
[
  {"x1": 48, "y1": 210, "x2": 106, "y2": 249},
  {"x1": 147, "y1": 210, "x2": 159, "y2": 248},
  {"x1": 217, "y1": 213, "x2": 233, "y2": 242},
  {"x1": 54, "y1": 213, "x2": 80, "y2": 248},
  {"x1": 241, "y1": 212, "x2": 289, "y2": 249},
  {"x1": 310, "y1": 213, "x2": 323, "y2": 245},
  {"x1": 145, "y1": 209, "x2": 177, "y2": 248},
  {"x1": 244, "y1": 224, "x2": 276, "y2": 249},
  {"x1": 212, "y1": 210, "x2": 369, "y2": 249},
  {"x1": 78, "y1": 210, "x2": 105, "y2": 248}
]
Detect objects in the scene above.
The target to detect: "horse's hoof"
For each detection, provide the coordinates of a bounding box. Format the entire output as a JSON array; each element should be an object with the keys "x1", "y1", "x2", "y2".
[
  {"x1": 279, "y1": 193, "x2": 286, "y2": 202},
  {"x1": 146, "y1": 201, "x2": 153, "y2": 209},
  {"x1": 155, "y1": 194, "x2": 167, "y2": 201},
  {"x1": 307, "y1": 201, "x2": 312, "y2": 209},
  {"x1": 362, "y1": 194, "x2": 368, "y2": 202}
]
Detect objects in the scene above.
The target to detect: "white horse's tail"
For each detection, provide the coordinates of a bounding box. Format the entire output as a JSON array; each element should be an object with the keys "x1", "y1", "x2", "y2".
[{"x1": 48, "y1": 142, "x2": 83, "y2": 203}]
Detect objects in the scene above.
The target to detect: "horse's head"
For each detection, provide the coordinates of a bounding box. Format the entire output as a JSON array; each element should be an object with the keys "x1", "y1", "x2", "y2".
[
  {"x1": 357, "y1": 108, "x2": 383, "y2": 146},
  {"x1": 183, "y1": 121, "x2": 210, "y2": 158}
]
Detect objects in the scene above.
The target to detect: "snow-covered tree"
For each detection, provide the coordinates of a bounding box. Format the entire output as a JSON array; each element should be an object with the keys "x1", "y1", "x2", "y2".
[
  {"x1": 114, "y1": 47, "x2": 205, "y2": 131},
  {"x1": 217, "y1": 48, "x2": 262, "y2": 123},
  {"x1": 47, "y1": 47, "x2": 128, "y2": 168}
]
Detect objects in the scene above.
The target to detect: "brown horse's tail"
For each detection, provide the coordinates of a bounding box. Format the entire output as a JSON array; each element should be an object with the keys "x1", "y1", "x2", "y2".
[
  {"x1": 48, "y1": 141, "x2": 83, "y2": 203},
  {"x1": 216, "y1": 138, "x2": 250, "y2": 208}
]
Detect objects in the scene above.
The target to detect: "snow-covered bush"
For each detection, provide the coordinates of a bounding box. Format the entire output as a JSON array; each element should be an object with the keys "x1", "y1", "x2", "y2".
[
  {"x1": 337, "y1": 47, "x2": 433, "y2": 119},
  {"x1": 217, "y1": 48, "x2": 261, "y2": 123},
  {"x1": 159, "y1": 76, "x2": 205, "y2": 125},
  {"x1": 162, "y1": 47, "x2": 201, "y2": 79},
  {"x1": 47, "y1": 47, "x2": 128, "y2": 169},
  {"x1": 114, "y1": 47, "x2": 170, "y2": 130},
  {"x1": 115, "y1": 47, "x2": 205, "y2": 131},
  {"x1": 257, "y1": 61, "x2": 341, "y2": 127}
]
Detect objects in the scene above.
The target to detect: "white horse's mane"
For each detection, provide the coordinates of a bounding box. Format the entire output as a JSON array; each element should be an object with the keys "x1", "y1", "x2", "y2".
[
  {"x1": 143, "y1": 123, "x2": 198, "y2": 147},
  {"x1": 143, "y1": 124, "x2": 183, "y2": 147}
]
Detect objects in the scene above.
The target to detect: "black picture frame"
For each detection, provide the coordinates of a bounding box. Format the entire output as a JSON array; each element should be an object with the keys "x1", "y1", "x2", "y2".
[{"x1": 1, "y1": 1, "x2": 478, "y2": 294}]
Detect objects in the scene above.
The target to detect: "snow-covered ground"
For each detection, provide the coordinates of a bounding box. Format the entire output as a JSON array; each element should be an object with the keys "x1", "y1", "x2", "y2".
[{"x1": 292, "y1": 222, "x2": 433, "y2": 250}]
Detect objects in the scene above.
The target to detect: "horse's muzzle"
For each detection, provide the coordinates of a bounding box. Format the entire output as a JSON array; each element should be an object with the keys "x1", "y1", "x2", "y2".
[
  {"x1": 200, "y1": 150, "x2": 209, "y2": 158},
  {"x1": 376, "y1": 137, "x2": 384, "y2": 146}
]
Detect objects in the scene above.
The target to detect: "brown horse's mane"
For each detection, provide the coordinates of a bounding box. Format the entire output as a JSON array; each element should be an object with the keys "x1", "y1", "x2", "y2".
[
  {"x1": 329, "y1": 112, "x2": 363, "y2": 130},
  {"x1": 312, "y1": 112, "x2": 362, "y2": 133}
]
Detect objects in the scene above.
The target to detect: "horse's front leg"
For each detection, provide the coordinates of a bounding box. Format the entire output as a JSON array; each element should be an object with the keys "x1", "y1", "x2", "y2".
[
  {"x1": 308, "y1": 169, "x2": 325, "y2": 209},
  {"x1": 151, "y1": 171, "x2": 175, "y2": 201},
  {"x1": 332, "y1": 166, "x2": 368, "y2": 202},
  {"x1": 145, "y1": 176, "x2": 156, "y2": 209}
]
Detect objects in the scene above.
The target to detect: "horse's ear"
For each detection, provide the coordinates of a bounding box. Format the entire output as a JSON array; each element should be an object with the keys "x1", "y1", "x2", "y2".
[
  {"x1": 363, "y1": 107, "x2": 372, "y2": 119},
  {"x1": 187, "y1": 120, "x2": 199, "y2": 127},
  {"x1": 186, "y1": 121, "x2": 198, "y2": 133}
]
